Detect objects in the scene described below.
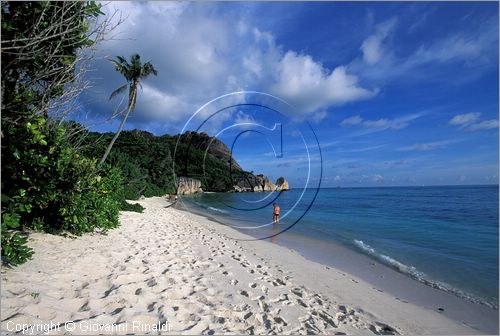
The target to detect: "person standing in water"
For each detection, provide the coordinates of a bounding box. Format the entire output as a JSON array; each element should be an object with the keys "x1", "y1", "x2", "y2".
[{"x1": 273, "y1": 203, "x2": 281, "y2": 224}]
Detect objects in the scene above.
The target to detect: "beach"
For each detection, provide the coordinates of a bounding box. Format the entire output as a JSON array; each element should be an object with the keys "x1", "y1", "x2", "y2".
[{"x1": 0, "y1": 197, "x2": 496, "y2": 335}]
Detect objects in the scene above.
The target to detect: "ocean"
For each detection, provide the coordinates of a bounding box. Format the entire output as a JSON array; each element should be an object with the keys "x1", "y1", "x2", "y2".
[{"x1": 180, "y1": 185, "x2": 499, "y2": 308}]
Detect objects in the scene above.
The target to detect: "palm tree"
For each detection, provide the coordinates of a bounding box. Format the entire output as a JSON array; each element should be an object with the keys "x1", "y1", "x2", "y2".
[{"x1": 100, "y1": 54, "x2": 158, "y2": 165}]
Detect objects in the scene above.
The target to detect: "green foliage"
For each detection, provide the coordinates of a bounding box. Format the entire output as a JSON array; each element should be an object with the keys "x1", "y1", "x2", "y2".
[
  {"x1": 81, "y1": 129, "x2": 241, "y2": 198},
  {"x1": 1, "y1": 212, "x2": 33, "y2": 266},
  {"x1": 276, "y1": 177, "x2": 285, "y2": 185},
  {"x1": 120, "y1": 201, "x2": 144, "y2": 213},
  {"x1": 1, "y1": 1, "x2": 124, "y2": 266},
  {"x1": 1, "y1": 1, "x2": 105, "y2": 124},
  {"x1": 83, "y1": 131, "x2": 174, "y2": 199},
  {"x1": 1, "y1": 116, "x2": 124, "y2": 264},
  {"x1": 175, "y1": 140, "x2": 236, "y2": 192},
  {"x1": 1, "y1": 0, "x2": 117, "y2": 266}
]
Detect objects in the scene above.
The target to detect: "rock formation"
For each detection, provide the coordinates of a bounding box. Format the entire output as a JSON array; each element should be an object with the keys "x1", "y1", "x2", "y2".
[
  {"x1": 233, "y1": 175, "x2": 290, "y2": 192},
  {"x1": 177, "y1": 177, "x2": 203, "y2": 195},
  {"x1": 275, "y1": 177, "x2": 290, "y2": 191},
  {"x1": 173, "y1": 131, "x2": 290, "y2": 193}
]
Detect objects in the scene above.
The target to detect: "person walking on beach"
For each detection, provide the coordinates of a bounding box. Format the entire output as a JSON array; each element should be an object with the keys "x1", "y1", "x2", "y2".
[{"x1": 273, "y1": 203, "x2": 281, "y2": 224}]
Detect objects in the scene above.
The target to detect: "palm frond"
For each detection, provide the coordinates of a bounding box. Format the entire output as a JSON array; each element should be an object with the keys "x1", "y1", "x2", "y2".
[
  {"x1": 109, "y1": 84, "x2": 128, "y2": 100},
  {"x1": 109, "y1": 59, "x2": 129, "y2": 78},
  {"x1": 116, "y1": 55, "x2": 127, "y2": 64},
  {"x1": 141, "y1": 62, "x2": 158, "y2": 78}
]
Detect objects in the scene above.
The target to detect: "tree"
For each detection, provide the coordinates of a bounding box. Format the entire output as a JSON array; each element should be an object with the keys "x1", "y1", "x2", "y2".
[
  {"x1": 1, "y1": 1, "x2": 113, "y2": 125},
  {"x1": 99, "y1": 54, "x2": 158, "y2": 164},
  {"x1": 1, "y1": 1, "x2": 123, "y2": 265}
]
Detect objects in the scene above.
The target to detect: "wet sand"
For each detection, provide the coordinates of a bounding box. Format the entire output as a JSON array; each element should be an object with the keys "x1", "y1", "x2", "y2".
[{"x1": 270, "y1": 232, "x2": 499, "y2": 334}]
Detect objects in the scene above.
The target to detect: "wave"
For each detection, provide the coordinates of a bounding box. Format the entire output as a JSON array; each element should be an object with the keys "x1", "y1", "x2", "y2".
[
  {"x1": 354, "y1": 240, "x2": 424, "y2": 277},
  {"x1": 208, "y1": 206, "x2": 227, "y2": 214},
  {"x1": 353, "y1": 240, "x2": 498, "y2": 309}
]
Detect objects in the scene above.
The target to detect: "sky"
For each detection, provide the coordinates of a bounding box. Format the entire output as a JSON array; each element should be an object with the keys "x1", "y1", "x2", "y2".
[{"x1": 72, "y1": 1, "x2": 499, "y2": 188}]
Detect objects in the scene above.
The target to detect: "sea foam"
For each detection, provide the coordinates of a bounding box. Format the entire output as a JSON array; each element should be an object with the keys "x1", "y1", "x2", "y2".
[
  {"x1": 353, "y1": 239, "x2": 498, "y2": 309},
  {"x1": 208, "y1": 206, "x2": 227, "y2": 213}
]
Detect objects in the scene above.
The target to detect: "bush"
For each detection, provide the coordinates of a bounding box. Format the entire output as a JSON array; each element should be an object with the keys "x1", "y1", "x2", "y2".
[
  {"x1": 1, "y1": 1, "x2": 111, "y2": 265},
  {"x1": 1, "y1": 117, "x2": 124, "y2": 264},
  {"x1": 1, "y1": 212, "x2": 33, "y2": 266},
  {"x1": 120, "y1": 201, "x2": 144, "y2": 213}
]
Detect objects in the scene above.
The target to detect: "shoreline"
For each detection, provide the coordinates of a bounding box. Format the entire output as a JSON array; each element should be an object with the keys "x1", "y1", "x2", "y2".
[
  {"x1": 178, "y1": 196, "x2": 499, "y2": 334},
  {"x1": 179, "y1": 194, "x2": 498, "y2": 310},
  {"x1": 1, "y1": 197, "x2": 497, "y2": 335}
]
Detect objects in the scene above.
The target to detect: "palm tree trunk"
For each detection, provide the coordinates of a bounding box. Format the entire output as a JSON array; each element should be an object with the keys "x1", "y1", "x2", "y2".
[{"x1": 99, "y1": 87, "x2": 136, "y2": 165}]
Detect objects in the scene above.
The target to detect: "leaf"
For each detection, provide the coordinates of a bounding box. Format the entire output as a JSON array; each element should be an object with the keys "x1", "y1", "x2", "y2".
[
  {"x1": 1, "y1": 194, "x2": 13, "y2": 203},
  {"x1": 109, "y1": 84, "x2": 128, "y2": 100}
]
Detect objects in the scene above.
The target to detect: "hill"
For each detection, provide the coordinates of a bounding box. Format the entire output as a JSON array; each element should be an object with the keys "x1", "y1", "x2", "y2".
[{"x1": 80, "y1": 128, "x2": 289, "y2": 198}]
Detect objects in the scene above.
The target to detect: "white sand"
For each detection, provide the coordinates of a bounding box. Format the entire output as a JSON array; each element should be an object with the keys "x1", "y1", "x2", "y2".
[{"x1": 1, "y1": 197, "x2": 481, "y2": 335}]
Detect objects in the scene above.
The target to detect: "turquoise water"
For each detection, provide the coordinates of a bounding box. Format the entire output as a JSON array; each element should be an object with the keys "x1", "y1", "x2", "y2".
[{"x1": 181, "y1": 185, "x2": 499, "y2": 308}]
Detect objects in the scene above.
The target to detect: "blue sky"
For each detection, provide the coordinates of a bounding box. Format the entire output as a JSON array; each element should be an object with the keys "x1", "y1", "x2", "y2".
[{"x1": 73, "y1": 2, "x2": 499, "y2": 188}]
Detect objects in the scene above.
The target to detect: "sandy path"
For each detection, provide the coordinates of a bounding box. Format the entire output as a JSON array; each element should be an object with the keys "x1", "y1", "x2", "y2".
[{"x1": 1, "y1": 197, "x2": 479, "y2": 335}]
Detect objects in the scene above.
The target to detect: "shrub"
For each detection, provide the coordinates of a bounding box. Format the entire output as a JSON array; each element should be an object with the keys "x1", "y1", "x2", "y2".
[
  {"x1": 120, "y1": 201, "x2": 144, "y2": 213},
  {"x1": 1, "y1": 117, "x2": 124, "y2": 264},
  {"x1": 1, "y1": 212, "x2": 33, "y2": 266}
]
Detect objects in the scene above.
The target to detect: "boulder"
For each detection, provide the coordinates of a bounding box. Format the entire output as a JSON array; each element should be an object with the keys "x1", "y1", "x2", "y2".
[
  {"x1": 253, "y1": 185, "x2": 264, "y2": 192},
  {"x1": 177, "y1": 177, "x2": 203, "y2": 195},
  {"x1": 255, "y1": 174, "x2": 277, "y2": 192},
  {"x1": 275, "y1": 177, "x2": 290, "y2": 191},
  {"x1": 233, "y1": 174, "x2": 289, "y2": 192}
]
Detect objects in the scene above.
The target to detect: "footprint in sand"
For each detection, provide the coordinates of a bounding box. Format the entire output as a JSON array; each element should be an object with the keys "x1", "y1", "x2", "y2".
[
  {"x1": 146, "y1": 278, "x2": 157, "y2": 287},
  {"x1": 272, "y1": 278, "x2": 286, "y2": 286}
]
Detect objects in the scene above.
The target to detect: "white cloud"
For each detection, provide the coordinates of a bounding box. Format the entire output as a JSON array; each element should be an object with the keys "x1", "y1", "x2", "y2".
[
  {"x1": 337, "y1": 144, "x2": 386, "y2": 153},
  {"x1": 270, "y1": 53, "x2": 377, "y2": 114},
  {"x1": 340, "y1": 115, "x2": 363, "y2": 127},
  {"x1": 138, "y1": 84, "x2": 190, "y2": 123},
  {"x1": 85, "y1": 2, "x2": 379, "y2": 130},
  {"x1": 399, "y1": 139, "x2": 459, "y2": 152},
  {"x1": 311, "y1": 110, "x2": 328, "y2": 123},
  {"x1": 468, "y1": 119, "x2": 499, "y2": 131},
  {"x1": 448, "y1": 113, "x2": 498, "y2": 132},
  {"x1": 230, "y1": 111, "x2": 263, "y2": 132},
  {"x1": 360, "y1": 18, "x2": 397, "y2": 65},
  {"x1": 82, "y1": 3, "x2": 496, "y2": 136},
  {"x1": 340, "y1": 113, "x2": 420, "y2": 131},
  {"x1": 234, "y1": 111, "x2": 256, "y2": 125},
  {"x1": 449, "y1": 112, "x2": 481, "y2": 126},
  {"x1": 350, "y1": 16, "x2": 498, "y2": 84},
  {"x1": 410, "y1": 29, "x2": 496, "y2": 66},
  {"x1": 362, "y1": 118, "x2": 390, "y2": 128}
]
